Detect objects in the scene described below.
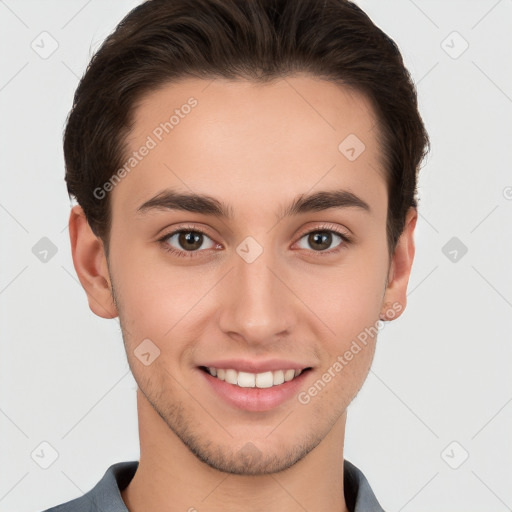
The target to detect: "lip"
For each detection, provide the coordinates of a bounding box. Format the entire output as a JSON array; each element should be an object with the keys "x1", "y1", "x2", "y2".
[
  {"x1": 198, "y1": 366, "x2": 312, "y2": 412},
  {"x1": 199, "y1": 358, "x2": 310, "y2": 373}
]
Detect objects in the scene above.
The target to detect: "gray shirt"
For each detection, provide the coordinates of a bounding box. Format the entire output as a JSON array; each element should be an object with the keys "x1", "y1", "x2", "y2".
[{"x1": 42, "y1": 459, "x2": 385, "y2": 511}]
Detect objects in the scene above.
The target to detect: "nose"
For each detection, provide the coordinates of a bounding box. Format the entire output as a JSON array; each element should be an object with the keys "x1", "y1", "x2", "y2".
[{"x1": 217, "y1": 246, "x2": 298, "y2": 347}]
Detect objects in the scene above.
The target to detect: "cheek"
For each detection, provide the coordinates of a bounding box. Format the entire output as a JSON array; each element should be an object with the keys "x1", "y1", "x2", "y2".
[
  {"x1": 296, "y1": 338, "x2": 376, "y2": 418},
  {"x1": 295, "y1": 276, "x2": 380, "y2": 413},
  {"x1": 293, "y1": 252, "x2": 387, "y2": 349},
  {"x1": 109, "y1": 242, "x2": 182, "y2": 340},
  {"x1": 110, "y1": 242, "x2": 219, "y2": 364}
]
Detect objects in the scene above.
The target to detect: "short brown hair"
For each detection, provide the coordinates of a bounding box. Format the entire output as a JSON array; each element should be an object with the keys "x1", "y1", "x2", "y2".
[{"x1": 64, "y1": 0, "x2": 430, "y2": 257}]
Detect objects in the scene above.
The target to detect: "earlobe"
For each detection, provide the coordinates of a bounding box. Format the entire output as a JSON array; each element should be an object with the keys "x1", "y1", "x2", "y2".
[
  {"x1": 380, "y1": 207, "x2": 418, "y2": 321},
  {"x1": 68, "y1": 205, "x2": 118, "y2": 319}
]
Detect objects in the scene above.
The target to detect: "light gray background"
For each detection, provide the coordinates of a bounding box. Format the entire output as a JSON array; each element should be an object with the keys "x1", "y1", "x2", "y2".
[{"x1": 1, "y1": 0, "x2": 511, "y2": 510}]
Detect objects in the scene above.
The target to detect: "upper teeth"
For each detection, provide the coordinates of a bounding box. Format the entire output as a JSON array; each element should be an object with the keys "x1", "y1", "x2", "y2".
[{"x1": 208, "y1": 367, "x2": 303, "y2": 388}]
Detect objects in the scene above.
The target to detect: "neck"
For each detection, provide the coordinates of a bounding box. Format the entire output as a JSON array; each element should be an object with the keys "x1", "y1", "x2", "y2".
[{"x1": 121, "y1": 389, "x2": 350, "y2": 512}]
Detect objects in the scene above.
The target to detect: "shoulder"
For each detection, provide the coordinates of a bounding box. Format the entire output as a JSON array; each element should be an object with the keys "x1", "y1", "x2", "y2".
[
  {"x1": 344, "y1": 459, "x2": 386, "y2": 512},
  {"x1": 41, "y1": 461, "x2": 138, "y2": 512}
]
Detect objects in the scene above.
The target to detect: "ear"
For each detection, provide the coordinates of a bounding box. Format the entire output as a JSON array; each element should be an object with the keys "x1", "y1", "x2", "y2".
[
  {"x1": 380, "y1": 207, "x2": 417, "y2": 321},
  {"x1": 68, "y1": 205, "x2": 118, "y2": 319}
]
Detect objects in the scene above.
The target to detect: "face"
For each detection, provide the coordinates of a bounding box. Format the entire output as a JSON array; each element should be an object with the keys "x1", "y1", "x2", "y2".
[{"x1": 74, "y1": 75, "x2": 415, "y2": 475}]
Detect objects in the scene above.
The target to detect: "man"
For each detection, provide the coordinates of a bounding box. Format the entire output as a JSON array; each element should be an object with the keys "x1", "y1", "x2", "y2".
[{"x1": 44, "y1": 0, "x2": 429, "y2": 510}]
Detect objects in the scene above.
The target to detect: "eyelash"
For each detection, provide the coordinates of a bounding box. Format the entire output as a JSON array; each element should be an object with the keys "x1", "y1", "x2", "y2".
[{"x1": 157, "y1": 223, "x2": 352, "y2": 259}]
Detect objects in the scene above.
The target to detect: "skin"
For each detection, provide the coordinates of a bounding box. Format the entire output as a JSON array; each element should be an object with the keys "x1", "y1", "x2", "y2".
[{"x1": 69, "y1": 75, "x2": 417, "y2": 512}]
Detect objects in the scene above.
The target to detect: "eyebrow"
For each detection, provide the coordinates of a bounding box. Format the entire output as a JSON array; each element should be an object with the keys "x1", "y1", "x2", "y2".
[{"x1": 136, "y1": 188, "x2": 371, "y2": 220}]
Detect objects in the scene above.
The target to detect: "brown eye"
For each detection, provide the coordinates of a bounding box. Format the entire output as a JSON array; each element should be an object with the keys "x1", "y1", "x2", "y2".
[
  {"x1": 296, "y1": 229, "x2": 346, "y2": 252},
  {"x1": 163, "y1": 230, "x2": 216, "y2": 253},
  {"x1": 308, "y1": 231, "x2": 333, "y2": 251},
  {"x1": 178, "y1": 231, "x2": 203, "y2": 251}
]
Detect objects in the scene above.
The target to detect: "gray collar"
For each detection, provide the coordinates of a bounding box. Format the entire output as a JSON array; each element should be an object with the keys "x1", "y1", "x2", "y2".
[{"x1": 43, "y1": 459, "x2": 385, "y2": 511}]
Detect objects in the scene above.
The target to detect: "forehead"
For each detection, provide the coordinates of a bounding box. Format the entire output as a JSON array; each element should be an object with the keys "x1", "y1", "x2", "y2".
[{"x1": 112, "y1": 75, "x2": 387, "y2": 219}]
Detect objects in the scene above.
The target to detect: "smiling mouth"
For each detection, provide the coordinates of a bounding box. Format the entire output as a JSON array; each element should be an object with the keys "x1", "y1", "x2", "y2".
[{"x1": 199, "y1": 366, "x2": 312, "y2": 389}]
